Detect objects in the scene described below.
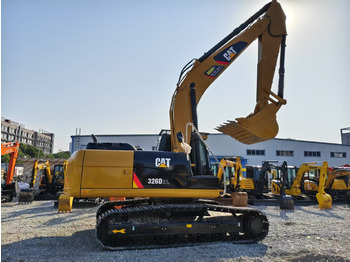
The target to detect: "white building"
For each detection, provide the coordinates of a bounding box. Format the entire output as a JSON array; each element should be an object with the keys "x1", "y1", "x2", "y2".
[{"x1": 70, "y1": 131, "x2": 350, "y2": 167}]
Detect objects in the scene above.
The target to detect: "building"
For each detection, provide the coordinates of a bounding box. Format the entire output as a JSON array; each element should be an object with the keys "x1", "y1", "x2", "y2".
[
  {"x1": 341, "y1": 127, "x2": 350, "y2": 145},
  {"x1": 70, "y1": 134, "x2": 158, "y2": 153},
  {"x1": 70, "y1": 130, "x2": 350, "y2": 167},
  {"x1": 1, "y1": 118, "x2": 54, "y2": 154}
]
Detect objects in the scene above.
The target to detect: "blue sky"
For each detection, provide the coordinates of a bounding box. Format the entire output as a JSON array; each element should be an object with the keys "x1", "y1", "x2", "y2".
[{"x1": 2, "y1": 0, "x2": 350, "y2": 152}]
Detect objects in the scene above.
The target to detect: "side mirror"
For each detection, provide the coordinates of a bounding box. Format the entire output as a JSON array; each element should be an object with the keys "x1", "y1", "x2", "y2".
[{"x1": 176, "y1": 132, "x2": 184, "y2": 143}]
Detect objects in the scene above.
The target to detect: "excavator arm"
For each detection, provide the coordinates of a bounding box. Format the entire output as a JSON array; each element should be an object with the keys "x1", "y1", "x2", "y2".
[
  {"x1": 30, "y1": 160, "x2": 52, "y2": 188},
  {"x1": 216, "y1": 157, "x2": 242, "y2": 188},
  {"x1": 1, "y1": 142, "x2": 20, "y2": 186},
  {"x1": 19, "y1": 160, "x2": 52, "y2": 203},
  {"x1": 316, "y1": 161, "x2": 332, "y2": 209},
  {"x1": 170, "y1": 0, "x2": 287, "y2": 151},
  {"x1": 288, "y1": 162, "x2": 319, "y2": 196}
]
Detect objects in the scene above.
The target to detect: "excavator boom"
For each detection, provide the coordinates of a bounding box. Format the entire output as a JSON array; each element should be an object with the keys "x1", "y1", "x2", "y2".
[
  {"x1": 315, "y1": 162, "x2": 332, "y2": 209},
  {"x1": 1, "y1": 142, "x2": 20, "y2": 186},
  {"x1": 1, "y1": 142, "x2": 20, "y2": 202},
  {"x1": 18, "y1": 160, "x2": 53, "y2": 203},
  {"x1": 170, "y1": 0, "x2": 287, "y2": 150}
]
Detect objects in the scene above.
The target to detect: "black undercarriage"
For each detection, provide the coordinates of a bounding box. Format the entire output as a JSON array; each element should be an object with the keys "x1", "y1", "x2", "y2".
[{"x1": 96, "y1": 198, "x2": 269, "y2": 250}]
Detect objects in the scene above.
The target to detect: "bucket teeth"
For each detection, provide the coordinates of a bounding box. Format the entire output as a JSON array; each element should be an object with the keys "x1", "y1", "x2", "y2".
[
  {"x1": 58, "y1": 194, "x2": 73, "y2": 212},
  {"x1": 18, "y1": 189, "x2": 35, "y2": 204},
  {"x1": 216, "y1": 103, "x2": 281, "y2": 144},
  {"x1": 216, "y1": 121, "x2": 265, "y2": 145}
]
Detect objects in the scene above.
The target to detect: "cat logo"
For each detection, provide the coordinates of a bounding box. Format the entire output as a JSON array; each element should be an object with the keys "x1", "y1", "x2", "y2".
[
  {"x1": 223, "y1": 46, "x2": 237, "y2": 62},
  {"x1": 214, "y1": 41, "x2": 248, "y2": 65},
  {"x1": 155, "y1": 158, "x2": 171, "y2": 168}
]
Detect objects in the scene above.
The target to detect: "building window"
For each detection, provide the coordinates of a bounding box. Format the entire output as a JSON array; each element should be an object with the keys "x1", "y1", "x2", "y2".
[
  {"x1": 304, "y1": 151, "x2": 321, "y2": 157},
  {"x1": 247, "y1": 149, "x2": 265, "y2": 156},
  {"x1": 276, "y1": 150, "x2": 294, "y2": 157},
  {"x1": 330, "y1": 152, "x2": 347, "y2": 158}
]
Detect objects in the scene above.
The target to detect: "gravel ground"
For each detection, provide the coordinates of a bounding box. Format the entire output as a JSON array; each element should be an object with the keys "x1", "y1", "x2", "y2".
[{"x1": 1, "y1": 199, "x2": 350, "y2": 262}]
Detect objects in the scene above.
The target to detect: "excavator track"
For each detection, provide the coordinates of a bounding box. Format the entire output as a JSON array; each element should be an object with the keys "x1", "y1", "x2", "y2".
[{"x1": 96, "y1": 200, "x2": 268, "y2": 250}]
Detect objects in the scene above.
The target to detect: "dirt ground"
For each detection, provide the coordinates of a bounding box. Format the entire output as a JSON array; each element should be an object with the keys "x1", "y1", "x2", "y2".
[{"x1": 1, "y1": 200, "x2": 350, "y2": 262}]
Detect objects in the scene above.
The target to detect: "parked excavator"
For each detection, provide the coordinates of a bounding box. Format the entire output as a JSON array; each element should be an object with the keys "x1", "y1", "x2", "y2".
[
  {"x1": 215, "y1": 157, "x2": 248, "y2": 206},
  {"x1": 270, "y1": 161, "x2": 298, "y2": 196},
  {"x1": 59, "y1": 0, "x2": 287, "y2": 250},
  {"x1": 261, "y1": 161, "x2": 294, "y2": 209},
  {"x1": 323, "y1": 165, "x2": 350, "y2": 202},
  {"x1": 271, "y1": 161, "x2": 332, "y2": 209},
  {"x1": 19, "y1": 160, "x2": 67, "y2": 203},
  {"x1": 1, "y1": 142, "x2": 20, "y2": 202},
  {"x1": 239, "y1": 161, "x2": 283, "y2": 199}
]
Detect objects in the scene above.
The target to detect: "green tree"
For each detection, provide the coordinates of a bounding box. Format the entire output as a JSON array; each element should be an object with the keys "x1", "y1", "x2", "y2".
[
  {"x1": 2, "y1": 143, "x2": 70, "y2": 161},
  {"x1": 52, "y1": 151, "x2": 71, "y2": 159},
  {"x1": 1, "y1": 154, "x2": 10, "y2": 163},
  {"x1": 18, "y1": 144, "x2": 69, "y2": 159}
]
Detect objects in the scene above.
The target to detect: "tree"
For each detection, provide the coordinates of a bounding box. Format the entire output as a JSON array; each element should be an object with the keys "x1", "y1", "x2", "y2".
[
  {"x1": 18, "y1": 144, "x2": 69, "y2": 159},
  {"x1": 19, "y1": 144, "x2": 45, "y2": 158},
  {"x1": 1, "y1": 143, "x2": 70, "y2": 163}
]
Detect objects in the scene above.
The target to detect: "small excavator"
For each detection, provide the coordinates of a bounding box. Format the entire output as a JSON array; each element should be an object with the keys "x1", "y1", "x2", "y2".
[
  {"x1": 59, "y1": 0, "x2": 287, "y2": 250},
  {"x1": 301, "y1": 164, "x2": 349, "y2": 204},
  {"x1": 215, "y1": 157, "x2": 249, "y2": 206},
  {"x1": 324, "y1": 165, "x2": 350, "y2": 202},
  {"x1": 271, "y1": 161, "x2": 332, "y2": 209},
  {"x1": 18, "y1": 160, "x2": 67, "y2": 203},
  {"x1": 263, "y1": 161, "x2": 295, "y2": 209},
  {"x1": 1, "y1": 142, "x2": 20, "y2": 202}
]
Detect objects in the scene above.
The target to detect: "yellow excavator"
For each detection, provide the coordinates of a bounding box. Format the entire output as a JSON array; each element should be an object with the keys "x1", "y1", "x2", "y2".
[
  {"x1": 323, "y1": 165, "x2": 350, "y2": 202},
  {"x1": 271, "y1": 161, "x2": 332, "y2": 209},
  {"x1": 59, "y1": 0, "x2": 287, "y2": 249},
  {"x1": 19, "y1": 160, "x2": 67, "y2": 203},
  {"x1": 215, "y1": 157, "x2": 249, "y2": 206}
]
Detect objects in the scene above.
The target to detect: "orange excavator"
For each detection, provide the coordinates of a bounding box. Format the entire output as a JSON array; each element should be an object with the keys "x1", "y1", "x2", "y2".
[{"x1": 1, "y1": 142, "x2": 20, "y2": 202}]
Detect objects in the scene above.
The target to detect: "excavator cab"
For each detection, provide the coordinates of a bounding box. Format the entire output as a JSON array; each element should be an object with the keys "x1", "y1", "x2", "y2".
[{"x1": 189, "y1": 132, "x2": 213, "y2": 177}]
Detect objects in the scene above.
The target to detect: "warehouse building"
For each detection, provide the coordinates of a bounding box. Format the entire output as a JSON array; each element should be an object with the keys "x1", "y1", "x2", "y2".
[{"x1": 70, "y1": 129, "x2": 350, "y2": 167}]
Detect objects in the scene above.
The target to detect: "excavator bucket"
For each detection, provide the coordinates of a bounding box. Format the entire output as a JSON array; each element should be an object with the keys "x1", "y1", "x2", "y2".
[
  {"x1": 232, "y1": 192, "x2": 248, "y2": 207},
  {"x1": 18, "y1": 189, "x2": 35, "y2": 204},
  {"x1": 279, "y1": 195, "x2": 294, "y2": 210},
  {"x1": 216, "y1": 103, "x2": 281, "y2": 145},
  {"x1": 58, "y1": 194, "x2": 74, "y2": 212},
  {"x1": 316, "y1": 192, "x2": 332, "y2": 209}
]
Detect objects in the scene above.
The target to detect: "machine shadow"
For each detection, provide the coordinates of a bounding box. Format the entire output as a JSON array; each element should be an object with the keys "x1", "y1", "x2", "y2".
[{"x1": 2, "y1": 229, "x2": 268, "y2": 261}]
